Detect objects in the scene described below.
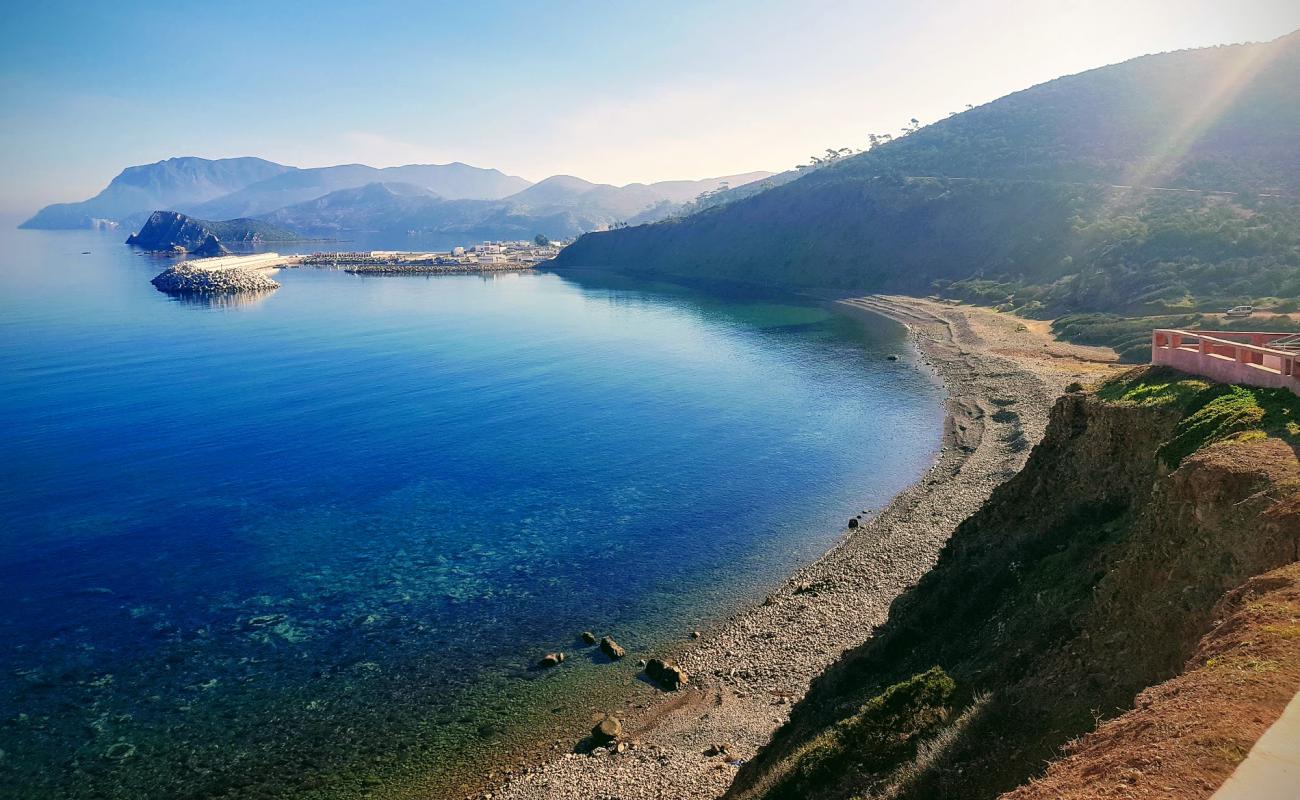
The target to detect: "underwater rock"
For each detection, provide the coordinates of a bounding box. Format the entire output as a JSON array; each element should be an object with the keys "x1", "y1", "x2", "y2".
[
  {"x1": 102, "y1": 741, "x2": 136, "y2": 761},
  {"x1": 580, "y1": 631, "x2": 597, "y2": 645},
  {"x1": 243, "y1": 614, "x2": 287, "y2": 630},
  {"x1": 599, "y1": 636, "x2": 626, "y2": 660},
  {"x1": 537, "y1": 652, "x2": 565, "y2": 668}
]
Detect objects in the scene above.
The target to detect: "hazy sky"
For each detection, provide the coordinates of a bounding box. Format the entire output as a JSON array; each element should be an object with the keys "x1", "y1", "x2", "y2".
[{"x1": 1, "y1": 0, "x2": 1298, "y2": 214}]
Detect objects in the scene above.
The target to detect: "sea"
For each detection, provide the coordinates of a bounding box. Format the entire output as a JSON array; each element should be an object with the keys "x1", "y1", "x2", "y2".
[{"x1": 0, "y1": 226, "x2": 944, "y2": 798}]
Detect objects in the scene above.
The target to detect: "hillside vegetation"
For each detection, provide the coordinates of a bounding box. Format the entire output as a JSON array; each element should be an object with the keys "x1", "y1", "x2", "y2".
[
  {"x1": 554, "y1": 32, "x2": 1300, "y2": 351},
  {"x1": 727, "y1": 368, "x2": 1300, "y2": 800}
]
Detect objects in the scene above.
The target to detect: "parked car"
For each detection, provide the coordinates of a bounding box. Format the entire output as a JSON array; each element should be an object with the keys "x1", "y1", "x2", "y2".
[{"x1": 1225, "y1": 305, "x2": 1255, "y2": 318}]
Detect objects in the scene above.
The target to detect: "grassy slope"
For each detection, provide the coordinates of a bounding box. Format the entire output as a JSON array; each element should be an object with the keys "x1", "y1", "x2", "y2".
[
  {"x1": 726, "y1": 368, "x2": 1300, "y2": 800},
  {"x1": 554, "y1": 33, "x2": 1300, "y2": 347}
]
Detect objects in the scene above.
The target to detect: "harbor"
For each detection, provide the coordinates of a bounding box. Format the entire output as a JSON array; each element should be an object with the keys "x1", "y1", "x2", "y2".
[{"x1": 151, "y1": 241, "x2": 558, "y2": 294}]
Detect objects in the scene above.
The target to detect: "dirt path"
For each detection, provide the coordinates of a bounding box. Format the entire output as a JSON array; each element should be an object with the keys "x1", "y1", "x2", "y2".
[{"x1": 487, "y1": 296, "x2": 1117, "y2": 800}]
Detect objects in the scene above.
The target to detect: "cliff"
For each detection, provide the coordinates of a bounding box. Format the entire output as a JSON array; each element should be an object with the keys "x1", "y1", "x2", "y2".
[
  {"x1": 125, "y1": 210, "x2": 297, "y2": 254},
  {"x1": 727, "y1": 367, "x2": 1300, "y2": 800}
]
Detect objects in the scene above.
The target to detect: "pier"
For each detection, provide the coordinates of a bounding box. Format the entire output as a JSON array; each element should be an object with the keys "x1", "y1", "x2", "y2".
[{"x1": 181, "y1": 252, "x2": 292, "y2": 271}]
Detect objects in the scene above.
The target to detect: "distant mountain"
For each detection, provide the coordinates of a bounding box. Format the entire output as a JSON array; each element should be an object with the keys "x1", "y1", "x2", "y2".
[
  {"x1": 504, "y1": 172, "x2": 773, "y2": 220},
  {"x1": 23, "y1": 151, "x2": 773, "y2": 244},
  {"x1": 555, "y1": 32, "x2": 1300, "y2": 322},
  {"x1": 22, "y1": 159, "x2": 530, "y2": 231},
  {"x1": 260, "y1": 171, "x2": 774, "y2": 244},
  {"x1": 21, "y1": 157, "x2": 292, "y2": 229},
  {"x1": 125, "y1": 210, "x2": 299, "y2": 254},
  {"x1": 187, "y1": 162, "x2": 532, "y2": 219},
  {"x1": 261, "y1": 182, "x2": 613, "y2": 244}
]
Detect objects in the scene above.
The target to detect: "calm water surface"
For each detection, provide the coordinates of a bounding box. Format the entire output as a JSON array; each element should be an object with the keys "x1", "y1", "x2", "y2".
[{"x1": 0, "y1": 228, "x2": 943, "y2": 798}]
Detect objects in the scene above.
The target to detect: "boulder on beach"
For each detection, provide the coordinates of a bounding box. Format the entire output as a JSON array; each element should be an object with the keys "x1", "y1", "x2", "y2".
[
  {"x1": 645, "y1": 657, "x2": 689, "y2": 690},
  {"x1": 591, "y1": 715, "x2": 622, "y2": 744},
  {"x1": 599, "y1": 636, "x2": 626, "y2": 660}
]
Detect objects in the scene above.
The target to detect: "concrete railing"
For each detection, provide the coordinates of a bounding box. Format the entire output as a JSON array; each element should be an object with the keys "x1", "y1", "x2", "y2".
[{"x1": 1151, "y1": 329, "x2": 1300, "y2": 395}]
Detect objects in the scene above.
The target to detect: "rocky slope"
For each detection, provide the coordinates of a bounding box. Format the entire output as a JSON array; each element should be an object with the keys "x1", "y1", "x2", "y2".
[{"x1": 726, "y1": 367, "x2": 1300, "y2": 800}]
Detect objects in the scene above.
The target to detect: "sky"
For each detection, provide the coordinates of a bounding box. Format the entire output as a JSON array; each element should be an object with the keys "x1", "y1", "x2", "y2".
[{"x1": 1, "y1": 0, "x2": 1298, "y2": 215}]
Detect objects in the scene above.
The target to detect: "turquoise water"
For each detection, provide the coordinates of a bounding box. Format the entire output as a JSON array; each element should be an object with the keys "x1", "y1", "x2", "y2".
[{"x1": 0, "y1": 228, "x2": 944, "y2": 798}]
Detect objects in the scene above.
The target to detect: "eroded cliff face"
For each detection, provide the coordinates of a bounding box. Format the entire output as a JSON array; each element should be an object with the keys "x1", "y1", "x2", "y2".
[{"x1": 727, "y1": 369, "x2": 1300, "y2": 800}]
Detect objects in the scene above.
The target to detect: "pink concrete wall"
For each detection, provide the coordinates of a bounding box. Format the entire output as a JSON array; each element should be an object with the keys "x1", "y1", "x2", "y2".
[{"x1": 1152, "y1": 344, "x2": 1300, "y2": 395}]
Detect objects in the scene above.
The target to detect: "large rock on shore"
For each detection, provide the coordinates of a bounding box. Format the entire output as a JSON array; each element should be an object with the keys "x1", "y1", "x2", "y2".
[
  {"x1": 645, "y1": 657, "x2": 689, "y2": 690},
  {"x1": 151, "y1": 264, "x2": 280, "y2": 295},
  {"x1": 591, "y1": 715, "x2": 622, "y2": 745}
]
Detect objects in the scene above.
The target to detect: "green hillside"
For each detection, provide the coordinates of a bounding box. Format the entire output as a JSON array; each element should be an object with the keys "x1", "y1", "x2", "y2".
[{"x1": 553, "y1": 32, "x2": 1300, "y2": 355}]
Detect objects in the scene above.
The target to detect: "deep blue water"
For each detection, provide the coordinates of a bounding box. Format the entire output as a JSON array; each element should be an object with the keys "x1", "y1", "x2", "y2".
[{"x1": 0, "y1": 228, "x2": 943, "y2": 798}]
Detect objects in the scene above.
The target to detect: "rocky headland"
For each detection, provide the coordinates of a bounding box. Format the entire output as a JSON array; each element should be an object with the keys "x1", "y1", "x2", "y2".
[{"x1": 126, "y1": 210, "x2": 298, "y2": 255}]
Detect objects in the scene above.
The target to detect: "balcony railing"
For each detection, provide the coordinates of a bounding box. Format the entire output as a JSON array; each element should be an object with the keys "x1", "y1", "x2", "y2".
[{"x1": 1151, "y1": 329, "x2": 1300, "y2": 394}]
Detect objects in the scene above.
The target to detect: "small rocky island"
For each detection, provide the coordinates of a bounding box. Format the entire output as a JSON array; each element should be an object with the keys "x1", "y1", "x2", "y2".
[{"x1": 127, "y1": 210, "x2": 298, "y2": 255}]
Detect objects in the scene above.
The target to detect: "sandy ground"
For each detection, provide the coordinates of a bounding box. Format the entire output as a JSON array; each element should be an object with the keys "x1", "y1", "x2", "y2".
[{"x1": 483, "y1": 296, "x2": 1125, "y2": 800}]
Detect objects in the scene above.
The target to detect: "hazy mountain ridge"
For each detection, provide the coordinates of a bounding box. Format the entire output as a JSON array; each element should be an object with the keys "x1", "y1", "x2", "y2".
[
  {"x1": 23, "y1": 155, "x2": 772, "y2": 244},
  {"x1": 187, "y1": 162, "x2": 532, "y2": 219},
  {"x1": 555, "y1": 32, "x2": 1300, "y2": 321},
  {"x1": 20, "y1": 157, "x2": 292, "y2": 230},
  {"x1": 257, "y1": 172, "x2": 773, "y2": 243}
]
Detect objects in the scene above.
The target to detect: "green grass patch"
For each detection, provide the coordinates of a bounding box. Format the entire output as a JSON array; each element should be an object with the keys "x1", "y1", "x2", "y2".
[
  {"x1": 1097, "y1": 368, "x2": 1300, "y2": 465},
  {"x1": 767, "y1": 668, "x2": 955, "y2": 800}
]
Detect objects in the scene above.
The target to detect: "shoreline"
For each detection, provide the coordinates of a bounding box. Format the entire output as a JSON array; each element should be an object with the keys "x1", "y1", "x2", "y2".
[{"x1": 482, "y1": 295, "x2": 1119, "y2": 799}]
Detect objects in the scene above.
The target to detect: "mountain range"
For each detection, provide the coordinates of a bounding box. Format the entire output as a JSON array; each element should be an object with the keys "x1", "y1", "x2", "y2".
[{"x1": 21, "y1": 158, "x2": 772, "y2": 245}]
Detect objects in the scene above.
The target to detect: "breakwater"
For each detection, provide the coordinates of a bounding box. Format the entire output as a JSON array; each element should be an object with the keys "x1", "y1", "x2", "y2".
[{"x1": 151, "y1": 263, "x2": 280, "y2": 294}]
